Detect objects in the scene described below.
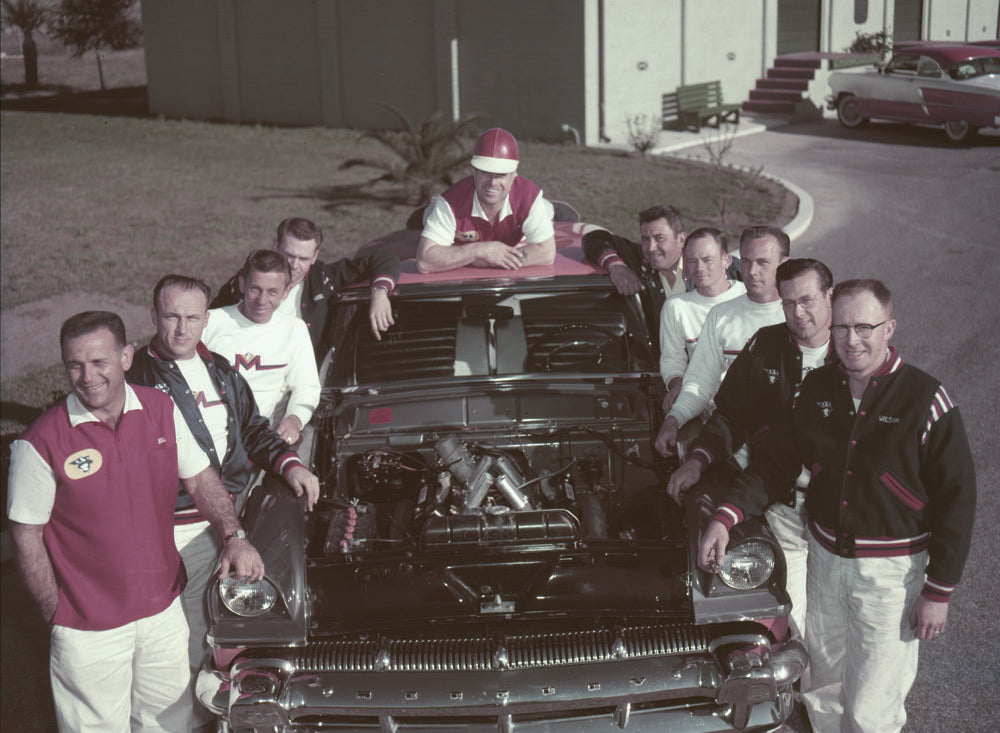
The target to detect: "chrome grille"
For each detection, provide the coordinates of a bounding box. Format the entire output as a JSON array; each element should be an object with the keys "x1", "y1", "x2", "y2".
[{"x1": 294, "y1": 624, "x2": 709, "y2": 673}]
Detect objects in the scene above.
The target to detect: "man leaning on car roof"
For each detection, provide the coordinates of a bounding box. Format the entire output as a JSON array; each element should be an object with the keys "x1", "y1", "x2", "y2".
[
  {"x1": 212, "y1": 216, "x2": 400, "y2": 352},
  {"x1": 415, "y1": 127, "x2": 557, "y2": 273}
]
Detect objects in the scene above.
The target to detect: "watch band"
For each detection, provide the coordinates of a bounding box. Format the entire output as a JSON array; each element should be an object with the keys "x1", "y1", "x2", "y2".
[{"x1": 225, "y1": 529, "x2": 248, "y2": 544}]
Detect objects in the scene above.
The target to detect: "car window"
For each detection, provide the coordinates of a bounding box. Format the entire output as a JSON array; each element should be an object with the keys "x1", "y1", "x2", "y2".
[
  {"x1": 948, "y1": 57, "x2": 1000, "y2": 80},
  {"x1": 328, "y1": 288, "x2": 657, "y2": 386},
  {"x1": 887, "y1": 54, "x2": 919, "y2": 75},
  {"x1": 916, "y1": 56, "x2": 943, "y2": 78}
]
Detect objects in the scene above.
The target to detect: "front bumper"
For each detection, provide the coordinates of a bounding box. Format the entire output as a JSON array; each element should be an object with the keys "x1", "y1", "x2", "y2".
[{"x1": 199, "y1": 625, "x2": 806, "y2": 732}]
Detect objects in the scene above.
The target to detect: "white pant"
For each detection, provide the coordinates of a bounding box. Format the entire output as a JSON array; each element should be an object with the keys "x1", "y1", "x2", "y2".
[
  {"x1": 802, "y1": 534, "x2": 925, "y2": 733},
  {"x1": 50, "y1": 596, "x2": 191, "y2": 733},
  {"x1": 765, "y1": 493, "x2": 809, "y2": 640},
  {"x1": 174, "y1": 521, "x2": 223, "y2": 729}
]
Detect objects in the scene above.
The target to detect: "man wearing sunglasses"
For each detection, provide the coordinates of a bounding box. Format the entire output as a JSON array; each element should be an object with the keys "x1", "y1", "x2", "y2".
[{"x1": 698, "y1": 279, "x2": 976, "y2": 733}]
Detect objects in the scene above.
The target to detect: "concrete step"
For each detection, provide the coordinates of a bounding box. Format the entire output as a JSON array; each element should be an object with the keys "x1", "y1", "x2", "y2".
[
  {"x1": 766, "y1": 67, "x2": 816, "y2": 80},
  {"x1": 756, "y1": 77, "x2": 810, "y2": 91},
  {"x1": 742, "y1": 99, "x2": 799, "y2": 115},
  {"x1": 749, "y1": 88, "x2": 804, "y2": 102},
  {"x1": 774, "y1": 57, "x2": 823, "y2": 69}
]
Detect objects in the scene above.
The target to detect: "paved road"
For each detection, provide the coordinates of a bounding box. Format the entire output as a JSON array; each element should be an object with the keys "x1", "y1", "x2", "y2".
[
  {"x1": 3, "y1": 117, "x2": 998, "y2": 732},
  {"x1": 678, "y1": 117, "x2": 1000, "y2": 732}
]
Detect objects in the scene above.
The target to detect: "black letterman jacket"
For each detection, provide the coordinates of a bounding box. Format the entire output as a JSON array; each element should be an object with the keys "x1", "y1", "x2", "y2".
[
  {"x1": 211, "y1": 250, "x2": 400, "y2": 353},
  {"x1": 691, "y1": 323, "x2": 837, "y2": 510},
  {"x1": 711, "y1": 348, "x2": 976, "y2": 602},
  {"x1": 127, "y1": 340, "x2": 305, "y2": 521}
]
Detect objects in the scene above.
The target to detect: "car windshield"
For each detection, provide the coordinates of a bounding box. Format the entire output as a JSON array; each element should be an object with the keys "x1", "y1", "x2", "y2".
[
  {"x1": 327, "y1": 285, "x2": 657, "y2": 387},
  {"x1": 948, "y1": 57, "x2": 1000, "y2": 80}
]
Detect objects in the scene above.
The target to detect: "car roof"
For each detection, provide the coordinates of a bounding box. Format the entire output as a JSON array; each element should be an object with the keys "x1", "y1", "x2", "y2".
[
  {"x1": 892, "y1": 42, "x2": 1000, "y2": 66},
  {"x1": 353, "y1": 221, "x2": 609, "y2": 294}
]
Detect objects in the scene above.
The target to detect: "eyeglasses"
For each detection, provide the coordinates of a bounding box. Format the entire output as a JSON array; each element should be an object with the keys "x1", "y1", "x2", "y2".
[
  {"x1": 831, "y1": 320, "x2": 888, "y2": 338},
  {"x1": 780, "y1": 294, "x2": 822, "y2": 310}
]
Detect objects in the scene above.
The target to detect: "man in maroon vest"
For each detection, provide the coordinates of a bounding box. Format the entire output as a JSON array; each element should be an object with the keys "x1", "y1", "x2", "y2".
[
  {"x1": 7, "y1": 311, "x2": 264, "y2": 732},
  {"x1": 416, "y1": 128, "x2": 557, "y2": 273}
]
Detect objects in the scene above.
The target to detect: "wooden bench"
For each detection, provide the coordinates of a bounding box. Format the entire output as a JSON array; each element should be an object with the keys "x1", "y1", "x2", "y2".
[{"x1": 662, "y1": 81, "x2": 740, "y2": 132}]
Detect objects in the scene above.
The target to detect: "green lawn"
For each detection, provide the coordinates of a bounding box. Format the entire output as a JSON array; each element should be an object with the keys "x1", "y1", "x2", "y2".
[{"x1": 1, "y1": 52, "x2": 794, "y2": 436}]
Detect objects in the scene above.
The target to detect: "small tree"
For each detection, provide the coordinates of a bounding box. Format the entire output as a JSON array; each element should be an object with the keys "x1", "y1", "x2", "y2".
[
  {"x1": 1, "y1": 0, "x2": 49, "y2": 88},
  {"x1": 49, "y1": 0, "x2": 141, "y2": 90}
]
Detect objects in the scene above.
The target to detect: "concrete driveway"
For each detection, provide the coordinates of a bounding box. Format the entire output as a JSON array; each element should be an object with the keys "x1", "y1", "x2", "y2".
[{"x1": 674, "y1": 116, "x2": 1000, "y2": 732}]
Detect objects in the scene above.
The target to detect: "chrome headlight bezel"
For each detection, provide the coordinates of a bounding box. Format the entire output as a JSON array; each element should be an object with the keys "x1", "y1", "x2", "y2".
[
  {"x1": 717, "y1": 539, "x2": 776, "y2": 590},
  {"x1": 219, "y1": 576, "x2": 279, "y2": 617}
]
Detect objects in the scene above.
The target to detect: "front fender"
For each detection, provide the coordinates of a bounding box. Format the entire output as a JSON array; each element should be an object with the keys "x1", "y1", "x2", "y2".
[{"x1": 208, "y1": 475, "x2": 308, "y2": 647}]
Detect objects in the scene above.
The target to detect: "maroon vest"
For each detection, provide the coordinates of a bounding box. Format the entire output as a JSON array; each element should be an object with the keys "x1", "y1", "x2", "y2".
[
  {"x1": 440, "y1": 175, "x2": 542, "y2": 246},
  {"x1": 22, "y1": 386, "x2": 184, "y2": 630}
]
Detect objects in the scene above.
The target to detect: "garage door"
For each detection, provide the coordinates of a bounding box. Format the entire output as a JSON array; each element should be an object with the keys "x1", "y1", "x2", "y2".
[
  {"x1": 778, "y1": 0, "x2": 821, "y2": 54},
  {"x1": 894, "y1": 0, "x2": 923, "y2": 41}
]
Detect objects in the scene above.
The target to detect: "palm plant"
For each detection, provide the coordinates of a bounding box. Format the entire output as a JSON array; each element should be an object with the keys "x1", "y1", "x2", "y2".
[
  {"x1": 342, "y1": 103, "x2": 483, "y2": 203},
  {"x1": 1, "y1": 0, "x2": 49, "y2": 88}
]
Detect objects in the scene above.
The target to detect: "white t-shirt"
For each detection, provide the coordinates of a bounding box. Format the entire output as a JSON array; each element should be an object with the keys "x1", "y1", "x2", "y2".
[
  {"x1": 421, "y1": 189, "x2": 555, "y2": 247},
  {"x1": 203, "y1": 304, "x2": 320, "y2": 427},
  {"x1": 659, "y1": 281, "x2": 747, "y2": 386},
  {"x1": 176, "y1": 355, "x2": 230, "y2": 463},
  {"x1": 668, "y1": 296, "x2": 785, "y2": 427},
  {"x1": 799, "y1": 342, "x2": 829, "y2": 377}
]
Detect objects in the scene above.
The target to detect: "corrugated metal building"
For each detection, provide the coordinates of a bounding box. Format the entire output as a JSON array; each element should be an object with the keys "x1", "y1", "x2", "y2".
[{"x1": 141, "y1": 0, "x2": 999, "y2": 144}]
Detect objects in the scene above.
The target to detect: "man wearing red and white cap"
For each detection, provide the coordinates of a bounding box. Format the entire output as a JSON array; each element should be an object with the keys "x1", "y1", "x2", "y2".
[{"x1": 416, "y1": 128, "x2": 556, "y2": 273}]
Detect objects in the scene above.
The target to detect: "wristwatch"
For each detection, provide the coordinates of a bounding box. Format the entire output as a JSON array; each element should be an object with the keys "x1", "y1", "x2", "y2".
[
  {"x1": 372, "y1": 284, "x2": 390, "y2": 294},
  {"x1": 225, "y1": 529, "x2": 248, "y2": 545}
]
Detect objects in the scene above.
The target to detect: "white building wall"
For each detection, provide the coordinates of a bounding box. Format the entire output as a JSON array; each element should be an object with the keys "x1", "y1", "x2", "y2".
[
  {"x1": 601, "y1": 0, "x2": 682, "y2": 145},
  {"x1": 684, "y1": 0, "x2": 767, "y2": 114},
  {"x1": 961, "y1": 0, "x2": 1000, "y2": 40},
  {"x1": 824, "y1": 0, "x2": 890, "y2": 52},
  {"x1": 925, "y1": 0, "x2": 973, "y2": 41}
]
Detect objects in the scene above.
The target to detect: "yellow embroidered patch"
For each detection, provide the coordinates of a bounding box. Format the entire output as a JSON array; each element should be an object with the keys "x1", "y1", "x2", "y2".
[{"x1": 63, "y1": 449, "x2": 103, "y2": 480}]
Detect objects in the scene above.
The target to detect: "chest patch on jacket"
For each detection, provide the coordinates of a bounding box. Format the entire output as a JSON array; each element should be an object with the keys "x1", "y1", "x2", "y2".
[
  {"x1": 816, "y1": 400, "x2": 833, "y2": 418},
  {"x1": 457, "y1": 230, "x2": 481, "y2": 243}
]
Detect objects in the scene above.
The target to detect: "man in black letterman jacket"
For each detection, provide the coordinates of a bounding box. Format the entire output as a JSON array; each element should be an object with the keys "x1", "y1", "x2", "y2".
[
  {"x1": 698, "y1": 279, "x2": 976, "y2": 733},
  {"x1": 666, "y1": 258, "x2": 837, "y2": 643}
]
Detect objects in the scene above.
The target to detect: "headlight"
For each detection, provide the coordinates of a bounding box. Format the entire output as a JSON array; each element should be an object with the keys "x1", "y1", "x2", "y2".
[
  {"x1": 718, "y1": 539, "x2": 775, "y2": 590},
  {"x1": 219, "y1": 576, "x2": 278, "y2": 617}
]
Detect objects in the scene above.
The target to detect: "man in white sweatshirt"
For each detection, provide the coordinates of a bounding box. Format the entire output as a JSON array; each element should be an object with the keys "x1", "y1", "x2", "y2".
[
  {"x1": 659, "y1": 227, "x2": 746, "y2": 413},
  {"x1": 204, "y1": 250, "x2": 321, "y2": 446},
  {"x1": 655, "y1": 226, "x2": 789, "y2": 457}
]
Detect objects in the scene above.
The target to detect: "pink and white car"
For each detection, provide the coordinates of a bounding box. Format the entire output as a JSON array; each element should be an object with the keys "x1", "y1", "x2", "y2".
[{"x1": 827, "y1": 43, "x2": 1000, "y2": 142}]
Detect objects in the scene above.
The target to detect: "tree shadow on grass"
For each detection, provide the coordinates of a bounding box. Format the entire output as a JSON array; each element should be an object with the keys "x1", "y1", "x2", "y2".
[
  {"x1": 0, "y1": 85, "x2": 152, "y2": 118},
  {"x1": 253, "y1": 181, "x2": 420, "y2": 216}
]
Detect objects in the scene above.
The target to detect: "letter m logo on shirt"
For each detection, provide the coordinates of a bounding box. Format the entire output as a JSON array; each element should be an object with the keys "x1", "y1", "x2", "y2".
[{"x1": 233, "y1": 353, "x2": 287, "y2": 372}]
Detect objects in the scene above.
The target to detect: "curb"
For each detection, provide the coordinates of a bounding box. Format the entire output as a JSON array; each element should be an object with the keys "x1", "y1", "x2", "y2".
[{"x1": 666, "y1": 152, "x2": 815, "y2": 244}]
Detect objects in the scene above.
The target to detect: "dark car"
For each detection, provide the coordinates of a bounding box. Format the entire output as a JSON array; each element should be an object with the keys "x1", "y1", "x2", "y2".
[
  {"x1": 197, "y1": 223, "x2": 807, "y2": 732},
  {"x1": 827, "y1": 42, "x2": 1000, "y2": 142}
]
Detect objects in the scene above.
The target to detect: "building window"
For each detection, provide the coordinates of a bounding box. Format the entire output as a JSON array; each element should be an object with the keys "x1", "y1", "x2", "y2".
[{"x1": 855, "y1": 0, "x2": 868, "y2": 24}]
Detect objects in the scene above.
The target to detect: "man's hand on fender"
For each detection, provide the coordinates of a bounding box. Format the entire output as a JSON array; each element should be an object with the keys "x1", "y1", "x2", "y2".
[
  {"x1": 698, "y1": 520, "x2": 730, "y2": 573},
  {"x1": 654, "y1": 416, "x2": 680, "y2": 457},
  {"x1": 218, "y1": 539, "x2": 265, "y2": 582},
  {"x1": 285, "y1": 464, "x2": 320, "y2": 511},
  {"x1": 666, "y1": 458, "x2": 704, "y2": 505}
]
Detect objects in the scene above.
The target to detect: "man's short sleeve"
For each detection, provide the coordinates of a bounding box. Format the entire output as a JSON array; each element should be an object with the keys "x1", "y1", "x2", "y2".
[
  {"x1": 7, "y1": 440, "x2": 57, "y2": 525},
  {"x1": 420, "y1": 196, "x2": 457, "y2": 247},
  {"x1": 521, "y1": 194, "x2": 555, "y2": 244},
  {"x1": 173, "y1": 403, "x2": 211, "y2": 480}
]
